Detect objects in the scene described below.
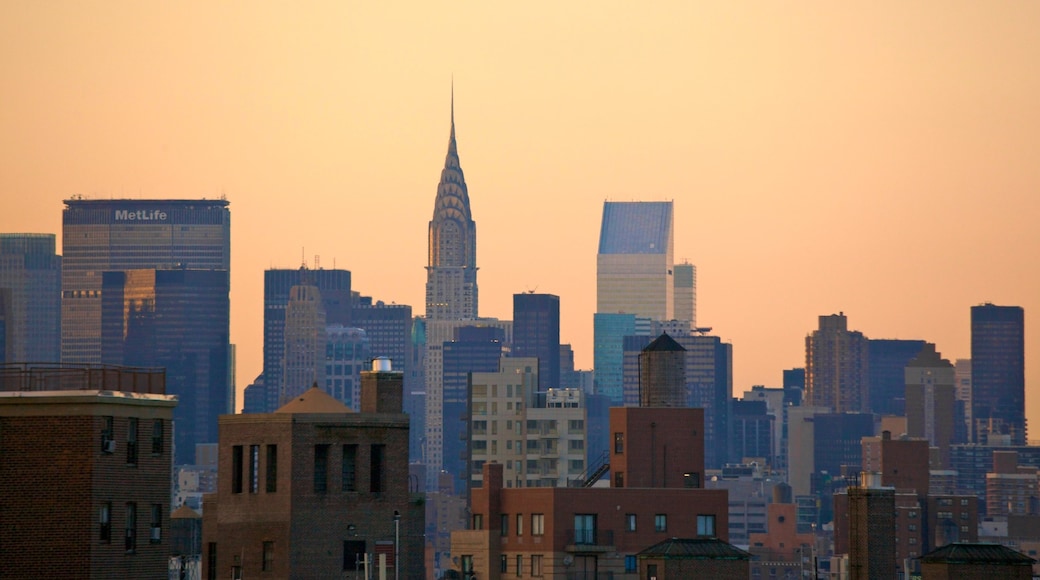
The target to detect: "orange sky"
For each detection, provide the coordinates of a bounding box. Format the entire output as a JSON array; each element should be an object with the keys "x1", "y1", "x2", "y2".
[{"x1": 2, "y1": 2, "x2": 1038, "y2": 423}]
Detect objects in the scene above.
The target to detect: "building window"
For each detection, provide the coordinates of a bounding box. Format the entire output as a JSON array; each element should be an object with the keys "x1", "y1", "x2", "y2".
[
  {"x1": 127, "y1": 417, "x2": 138, "y2": 465},
  {"x1": 461, "y1": 555, "x2": 474, "y2": 576},
  {"x1": 574, "y1": 514, "x2": 596, "y2": 544},
  {"x1": 908, "y1": 524, "x2": 917, "y2": 531},
  {"x1": 960, "y1": 498, "x2": 970, "y2": 506},
  {"x1": 342, "y1": 444, "x2": 357, "y2": 492},
  {"x1": 684, "y1": 471, "x2": 701, "y2": 488},
  {"x1": 501, "y1": 514, "x2": 509, "y2": 536},
  {"x1": 697, "y1": 514, "x2": 716, "y2": 536},
  {"x1": 648, "y1": 564, "x2": 658, "y2": 579},
  {"x1": 625, "y1": 555, "x2": 637, "y2": 573},
  {"x1": 266, "y1": 445, "x2": 278, "y2": 493},
  {"x1": 655, "y1": 514, "x2": 667, "y2": 532},
  {"x1": 532, "y1": 513, "x2": 545, "y2": 536},
  {"x1": 249, "y1": 445, "x2": 260, "y2": 493},
  {"x1": 614, "y1": 471, "x2": 625, "y2": 487},
  {"x1": 314, "y1": 444, "x2": 329, "y2": 493},
  {"x1": 232, "y1": 566, "x2": 242, "y2": 580},
  {"x1": 151, "y1": 419, "x2": 163, "y2": 455},
  {"x1": 343, "y1": 540, "x2": 366, "y2": 571},
  {"x1": 516, "y1": 554, "x2": 523, "y2": 576},
  {"x1": 625, "y1": 513, "x2": 637, "y2": 532},
  {"x1": 125, "y1": 502, "x2": 137, "y2": 553},
  {"x1": 150, "y1": 503, "x2": 162, "y2": 543},
  {"x1": 101, "y1": 416, "x2": 114, "y2": 453},
  {"x1": 614, "y1": 432, "x2": 624, "y2": 454},
  {"x1": 517, "y1": 513, "x2": 524, "y2": 536},
  {"x1": 501, "y1": 555, "x2": 508, "y2": 573},
  {"x1": 100, "y1": 502, "x2": 112, "y2": 543},
  {"x1": 960, "y1": 511, "x2": 969, "y2": 520},
  {"x1": 472, "y1": 514, "x2": 483, "y2": 530},
  {"x1": 370, "y1": 444, "x2": 385, "y2": 493},
  {"x1": 207, "y1": 543, "x2": 218, "y2": 579},
  {"x1": 262, "y1": 541, "x2": 274, "y2": 571},
  {"x1": 232, "y1": 445, "x2": 245, "y2": 493},
  {"x1": 531, "y1": 554, "x2": 543, "y2": 576}
]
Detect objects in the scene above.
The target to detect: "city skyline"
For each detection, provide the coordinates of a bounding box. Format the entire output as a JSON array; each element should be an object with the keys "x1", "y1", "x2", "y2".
[{"x1": 1, "y1": 3, "x2": 1038, "y2": 426}]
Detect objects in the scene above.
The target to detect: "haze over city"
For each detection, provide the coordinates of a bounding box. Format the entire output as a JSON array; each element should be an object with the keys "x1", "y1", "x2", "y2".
[{"x1": 2, "y1": 1, "x2": 1038, "y2": 423}]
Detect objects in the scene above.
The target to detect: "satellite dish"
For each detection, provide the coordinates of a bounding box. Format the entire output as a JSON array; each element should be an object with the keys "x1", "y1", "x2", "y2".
[{"x1": 563, "y1": 555, "x2": 574, "y2": 567}]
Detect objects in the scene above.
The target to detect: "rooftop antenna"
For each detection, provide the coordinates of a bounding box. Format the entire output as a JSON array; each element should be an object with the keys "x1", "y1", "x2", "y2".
[
  {"x1": 301, "y1": 247, "x2": 306, "y2": 269},
  {"x1": 314, "y1": 255, "x2": 320, "y2": 270}
]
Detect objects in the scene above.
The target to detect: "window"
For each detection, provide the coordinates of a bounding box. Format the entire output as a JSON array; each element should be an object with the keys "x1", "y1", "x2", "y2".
[
  {"x1": 314, "y1": 444, "x2": 329, "y2": 493},
  {"x1": 625, "y1": 555, "x2": 637, "y2": 573},
  {"x1": 461, "y1": 555, "x2": 474, "y2": 576},
  {"x1": 517, "y1": 513, "x2": 524, "y2": 536},
  {"x1": 472, "y1": 514, "x2": 483, "y2": 530},
  {"x1": 615, "y1": 471, "x2": 625, "y2": 487},
  {"x1": 232, "y1": 566, "x2": 242, "y2": 580},
  {"x1": 569, "y1": 439, "x2": 584, "y2": 450},
  {"x1": 960, "y1": 498, "x2": 970, "y2": 506},
  {"x1": 232, "y1": 445, "x2": 244, "y2": 494},
  {"x1": 531, "y1": 513, "x2": 545, "y2": 536},
  {"x1": 697, "y1": 514, "x2": 716, "y2": 536},
  {"x1": 262, "y1": 541, "x2": 274, "y2": 571},
  {"x1": 569, "y1": 419, "x2": 584, "y2": 431},
  {"x1": 516, "y1": 554, "x2": 523, "y2": 577},
  {"x1": 99, "y1": 502, "x2": 112, "y2": 543},
  {"x1": 574, "y1": 514, "x2": 596, "y2": 545},
  {"x1": 684, "y1": 472, "x2": 701, "y2": 488},
  {"x1": 960, "y1": 511, "x2": 969, "y2": 520},
  {"x1": 501, "y1": 514, "x2": 509, "y2": 536},
  {"x1": 625, "y1": 513, "x2": 637, "y2": 532},
  {"x1": 614, "y1": 432, "x2": 624, "y2": 454},
  {"x1": 531, "y1": 554, "x2": 543, "y2": 576},
  {"x1": 151, "y1": 419, "x2": 163, "y2": 454},
  {"x1": 648, "y1": 564, "x2": 658, "y2": 580},
  {"x1": 150, "y1": 503, "x2": 162, "y2": 543},
  {"x1": 908, "y1": 524, "x2": 917, "y2": 531},
  {"x1": 249, "y1": 445, "x2": 260, "y2": 493},
  {"x1": 343, "y1": 540, "x2": 366, "y2": 571},
  {"x1": 207, "y1": 543, "x2": 218, "y2": 579},
  {"x1": 127, "y1": 417, "x2": 138, "y2": 465},
  {"x1": 266, "y1": 445, "x2": 278, "y2": 493},
  {"x1": 125, "y1": 502, "x2": 137, "y2": 553},
  {"x1": 342, "y1": 444, "x2": 357, "y2": 492},
  {"x1": 655, "y1": 514, "x2": 667, "y2": 532},
  {"x1": 370, "y1": 444, "x2": 385, "y2": 493},
  {"x1": 101, "y1": 416, "x2": 114, "y2": 453},
  {"x1": 501, "y1": 555, "x2": 508, "y2": 573}
]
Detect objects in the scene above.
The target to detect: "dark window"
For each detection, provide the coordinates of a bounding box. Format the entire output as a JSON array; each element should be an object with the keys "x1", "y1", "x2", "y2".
[
  {"x1": 249, "y1": 445, "x2": 260, "y2": 493},
  {"x1": 343, "y1": 540, "x2": 366, "y2": 571},
  {"x1": 100, "y1": 502, "x2": 112, "y2": 543},
  {"x1": 648, "y1": 564, "x2": 658, "y2": 579},
  {"x1": 127, "y1": 418, "x2": 138, "y2": 465},
  {"x1": 655, "y1": 514, "x2": 667, "y2": 532},
  {"x1": 151, "y1": 419, "x2": 163, "y2": 455},
  {"x1": 150, "y1": 504, "x2": 162, "y2": 543},
  {"x1": 614, "y1": 471, "x2": 624, "y2": 487},
  {"x1": 574, "y1": 514, "x2": 596, "y2": 544},
  {"x1": 101, "y1": 416, "x2": 114, "y2": 453},
  {"x1": 625, "y1": 555, "x2": 637, "y2": 573},
  {"x1": 516, "y1": 554, "x2": 523, "y2": 577},
  {"x1": 207, "y1": 543, "x2": 218, "y2": 579},
  {"x1": 370, "y1": 444, "x2": 385, "y2": 493},
  {"x1": 614, "y1": 432, "x2": 624, "y2": 454},
  {"x1": 314, "y1": 444, "x2": 329, "y2": 493},
  {"x1": 500, "y1": 555, "x2": 508, "y2": 572},
  {"x1": 501, "y1": 513, "x2": 509, "y2": 536},
  {"x1": 342, "y1": 444, "x2": 357, "y2": 492},
  {"x1": 262, "y1": 541, "x2": 274, "y2": 571},
  {"x1": 125, "y1": 502, "x2": 137, "y2": 553},
  {"x1": 231, "y1": 446, "x2": 244, "y2": 494},
  {"x1": 697, "y1": 514, "x2": 716, "y2": 536},
  {"x1": 625, "y1": 513, "x2": 636, "y2": 532},
  {"x1": 684, "y1": 471, "x2": 701, "y2": 488},
  {"x1": 265, "y1": 445, "x2": 277, "y2": 493}
]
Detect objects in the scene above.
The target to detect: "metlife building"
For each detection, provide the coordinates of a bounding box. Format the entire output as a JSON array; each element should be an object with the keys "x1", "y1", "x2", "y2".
[{"x1": 62, "y1": 199, "x2": 230, "y2": 365}]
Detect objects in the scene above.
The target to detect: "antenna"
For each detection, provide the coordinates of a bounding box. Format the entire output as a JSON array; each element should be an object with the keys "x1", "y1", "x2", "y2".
[{"x1": 314, "y1": 255, "x2": 320, "y2": 270}]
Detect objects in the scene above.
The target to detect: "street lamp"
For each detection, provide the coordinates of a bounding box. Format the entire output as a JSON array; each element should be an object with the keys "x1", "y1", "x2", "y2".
[{"x1": 393, "y1": 510, "x2": 401, "y2": 580}]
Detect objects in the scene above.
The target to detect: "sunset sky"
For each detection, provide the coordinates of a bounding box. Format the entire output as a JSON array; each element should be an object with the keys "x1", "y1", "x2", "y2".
[{"x1": 2, "y1": 2, "x2": 1038, "y2": 423}]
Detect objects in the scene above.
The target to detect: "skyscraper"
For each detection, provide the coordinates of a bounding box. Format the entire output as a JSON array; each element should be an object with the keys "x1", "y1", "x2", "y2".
[
  {"x1": 0, "y1": 234, "x2": 61, "y2": 363},
  {"x1": 905, "y1": 343, "x2": 956, "y2": 466},
  {"x1": 512, "y1": 292, "x2": 560, "y2": 392},
  {"x1": 281, "y1": 282, "x2": 326, "y2": 406},
  {"x1": 673, "y1": 261, "x2": 696, "y2": 330},
  {"x1": 867, "y1": 338, "x2": 926, "y2": 416},
  {"x1": 62, "y1": 199, "x2": 230, "y2": 364},
  {"x1": 596, "y1": 201, "x2": 674, "y2": 321},
  {"x1": 101, "y1": 268, "x2": 230, "y2": 465},
  {"x1": 805, "y1": 313, "x2": 869, "y2": 414},
  {"x1": 971, "y1": 303, "x2": 1025, "y2": 445}
]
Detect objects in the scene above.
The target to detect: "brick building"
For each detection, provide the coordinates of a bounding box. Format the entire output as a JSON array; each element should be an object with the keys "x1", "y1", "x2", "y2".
[
  {"x1": 637, "y1": 537, "x2": 750, "y2": 579},
  {"x1": 202, "y1": 362, "x2": 424, "y2": 579},
  {"x1": 0, "y1": 364, "x2": 175, "y2": 579},
  {"x1": 920, "y1": 542, "x2": 1034, "y2": 579}
]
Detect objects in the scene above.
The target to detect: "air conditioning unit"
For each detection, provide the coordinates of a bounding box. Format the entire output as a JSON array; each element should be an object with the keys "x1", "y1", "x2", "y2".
[
  {"x1": 150, "y1": 527, "x2": 161, "y2": 542},
  {"x1": 104, "y1": 440, "x2": 117, "y2": 453}
]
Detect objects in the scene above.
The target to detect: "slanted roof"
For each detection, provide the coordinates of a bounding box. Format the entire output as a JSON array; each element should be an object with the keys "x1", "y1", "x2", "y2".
[
  {"x1": 921, "y1": 542, "x2": 1035, "y2": 565},
  {"x1": 637, "y1": 537, "x2": 751, "y2": 560},
  {"x1": 275, "y1": 385, "x2": 352, "y2": 414},
  {"x1": 171, "y1": 505, "x2": 201, "y2": 520},
  {"x1": 643, "y1": 332, "x2": 685, "y2": 353}
]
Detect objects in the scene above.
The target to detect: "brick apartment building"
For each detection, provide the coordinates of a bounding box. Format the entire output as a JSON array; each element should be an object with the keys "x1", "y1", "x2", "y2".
[
  {"x1": 451, "y1": 406, "x2": 732, "y2": 579},
  {"x1": 202, "y1": 362, "x2": 424, "y2": 579},
  {"x1": 0, "y1": 363, "x2": 175, "y2": 578}
]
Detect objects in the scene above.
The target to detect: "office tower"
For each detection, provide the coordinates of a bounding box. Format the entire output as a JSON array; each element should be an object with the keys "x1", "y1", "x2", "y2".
[
  {"x1": 971, "y1": 303, "x2": 1025, "y2": 445},
  {"x1": 905, "y1": 344, "x2": 956, "y2": 466},
  {"x1": 442, "y1": 326, "x2": 504, "y2": 492},
  {"x1": 0, "y1": 289, "x2": 10, "y2": 363},
  {"x1": 639, "y1": 333, "x2": 686, "y2": 408},
  {"x1": 512, "y1": 293, "x2": 560, "y2": 391},
  {"x1": 407, "y1": 317, "x2": 427, "y2": 462},
  {"x1": 954, "y1": 359, "x2": 972, "y2": 443},
  {"x1": 730, "y1": 400, "x2": 774, "y2": 464},
  {"x1": 101, "y1": 269, "x2": 230, "y2": 465},
  {"x1": 262, "y1": 268, "x2": 352, "y2": 414},
  {"x1": 559, "y1": 343, "x2": 577, "y2": 389},
  {"x1": 673, "y1": 261, "x2": 696, "y2": 330},
  {"x1": 62, "y1": 199, "x2": 230, "y2": 365},
  {"x1": 742, "y1": 386, "x2": 786, "y2": 469},
  {"x1": 868, "y1": 338, "x2": 926, "y2": 416},
  {"x1": 805, "y1": 313, "x2": 869, "y2": 413},
  {"x1": 783, "y1": 367, "x2": 805, "y2": 406},
  {"x1": 324, "y1": 325, "x2": 369, "y2": 410},
  {"x1": 282, "y1": 282, "x2": 326, "y2": 406},
  {"x1": 202, "y1": 371, "x2": 424, "y2": 579},
  {"x1": 596, "y1": 201, "x2": 674, "y2": 320},
  {"x1": 426, "y1": 95, "x2": 477, "y2": 322},
  {"x1": 0, "y1": 365, "x2": 174, "y2": 578},
  {"x1": 594, "y1": 312, "x2": 648, "y2": 404},
  {"x1": 0, "y1": 234, "x2": 61, "y2": 362}
]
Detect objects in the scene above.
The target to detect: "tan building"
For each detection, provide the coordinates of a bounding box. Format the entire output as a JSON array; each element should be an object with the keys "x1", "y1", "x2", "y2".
[
  {"x1": 805, "y1": 313, "x2": 868, "y2": 414},
  {"x1": 905, "y1": 344, "x2": 957, "y2": 467}
]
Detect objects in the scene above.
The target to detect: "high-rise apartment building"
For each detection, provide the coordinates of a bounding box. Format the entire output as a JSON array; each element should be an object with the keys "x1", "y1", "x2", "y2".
[
  {"x1": 61, "y1": 199, "x2": 230, "y2": 365},
  {"x1": 954, "y1": 359, "x2": 973, "y2": 443},
  {"x1": 805, "y1": 313, "x2": 869, "y2": 413},
  {"x1": 596, "y1": 201, "x2": 674, "y2": 321},
  {"x1": 0, "y1": 234, "x2": 61, "y2": 363},
  {"x1": 101, "y1": 269, "x2": 230, "y2": 465},
  {"x1": 905, "y1": 344, "x2": 957, "y2": 466},
  {"x1": 971, "y1": 303, "x2": 1025, "y2": 445},
  {"x1": 512, "y1": 293, "x2": 560, "y2": 392}
]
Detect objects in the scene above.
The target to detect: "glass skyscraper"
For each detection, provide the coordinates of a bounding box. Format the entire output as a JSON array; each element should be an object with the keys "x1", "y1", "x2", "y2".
[
  {"x1": 971, "y1": 303, "x2": 1025, "y2": 445},
  {"x1": 0, "y1": 234, "x2": 61, "y2": 363}
]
